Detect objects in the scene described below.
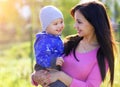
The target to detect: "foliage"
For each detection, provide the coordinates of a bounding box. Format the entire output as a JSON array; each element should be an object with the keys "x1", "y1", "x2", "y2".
[
  {"x1": 0, "y1": 0, "x2": 120, "y2": 44},
  {"x1": 100, "y1": 0, "x2": 120, "y2": 23},
  {"x1": 58, "y1": 0, "x2": 79, "y2": 37}
]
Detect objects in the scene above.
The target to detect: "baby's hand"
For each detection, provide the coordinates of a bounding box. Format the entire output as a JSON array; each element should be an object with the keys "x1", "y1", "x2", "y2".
[{"x1": 56, "y1": 57, "x2": 64, "y2": 66}]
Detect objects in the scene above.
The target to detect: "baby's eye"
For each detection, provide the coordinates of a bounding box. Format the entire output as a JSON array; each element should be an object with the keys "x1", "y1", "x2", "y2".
[
  {"x1": 54, "y1": 23, "x2": 58, "y2": 25},
  {"x1": 60, "y1": 21, "x2": 63, "y2": 24}
]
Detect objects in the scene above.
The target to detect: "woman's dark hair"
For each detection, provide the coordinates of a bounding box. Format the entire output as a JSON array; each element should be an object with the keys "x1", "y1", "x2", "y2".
[{"x1": 64, "y1": 1, "x2": 117, "y2": 86}]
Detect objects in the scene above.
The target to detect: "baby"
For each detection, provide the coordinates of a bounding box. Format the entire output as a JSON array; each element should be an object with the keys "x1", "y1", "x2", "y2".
[{"x1": 32, "y1": 5, "x2": 66, "y2": 87}]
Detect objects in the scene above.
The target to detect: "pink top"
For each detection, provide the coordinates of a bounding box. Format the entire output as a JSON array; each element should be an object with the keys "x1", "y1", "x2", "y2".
[{"x1": 62, "y1": 48, "x2": 107, "y2": 87}]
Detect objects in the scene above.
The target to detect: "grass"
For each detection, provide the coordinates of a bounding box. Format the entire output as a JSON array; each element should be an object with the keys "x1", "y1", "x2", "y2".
[{"x1": 0, "y1": 58, "x2": 33, "y2": 87}]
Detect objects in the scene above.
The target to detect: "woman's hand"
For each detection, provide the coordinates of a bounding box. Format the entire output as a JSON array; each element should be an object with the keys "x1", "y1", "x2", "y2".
[
  {"x1": 32, "y1": 70, "x2": 72, "y2": 87},
  {"x1": 47, "y1": 70, "x2": 60, "y2": 84},
  {"x1": 32, "y1": 70, "x2": 50, "y2": 87},
  {"x1": 47, "y1": 71, "x2": 72, "y2": 87}
]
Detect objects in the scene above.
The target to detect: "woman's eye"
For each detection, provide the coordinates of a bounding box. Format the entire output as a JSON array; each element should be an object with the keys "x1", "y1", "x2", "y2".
[
  {"x1": 76, "y1": 19, "x2": 82, "y2": 24},
  {"x1": 77, "y1": 20, "x2": 81, "y2": 24}
]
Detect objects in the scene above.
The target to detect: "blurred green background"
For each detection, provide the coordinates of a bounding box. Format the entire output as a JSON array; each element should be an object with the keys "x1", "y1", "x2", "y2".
[{"x1": 0, "y1": 0, "x2": 120, "y2": 87}]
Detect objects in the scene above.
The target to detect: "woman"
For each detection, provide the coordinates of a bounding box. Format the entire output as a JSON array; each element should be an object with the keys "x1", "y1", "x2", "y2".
[{"x1": 32, "y1": 1, "x2": 117, "y2": 87}]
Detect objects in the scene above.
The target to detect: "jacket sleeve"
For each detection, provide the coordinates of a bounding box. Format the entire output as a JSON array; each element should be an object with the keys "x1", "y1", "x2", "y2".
[
  {"x1": 70, "y1": 63, "x2": 103, "y2": 87},
  {"x1": 34, "y1": 37, "x2": 53, "y2": 68}
]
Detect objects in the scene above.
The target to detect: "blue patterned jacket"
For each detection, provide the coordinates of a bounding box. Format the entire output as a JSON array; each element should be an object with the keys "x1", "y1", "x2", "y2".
[{"x1": 34, "y1": 31, "x2": 64, "y2": 68}]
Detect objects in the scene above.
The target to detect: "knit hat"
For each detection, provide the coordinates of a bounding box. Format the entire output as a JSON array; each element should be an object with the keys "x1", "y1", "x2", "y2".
[{"x1": 39, "y1": 5, "x2": 63, "y2": 31}]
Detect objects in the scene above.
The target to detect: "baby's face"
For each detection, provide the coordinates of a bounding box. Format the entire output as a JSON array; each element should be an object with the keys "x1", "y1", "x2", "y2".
[{"x1": 46, "y1": 18, "x2": 64, "y2": 36}]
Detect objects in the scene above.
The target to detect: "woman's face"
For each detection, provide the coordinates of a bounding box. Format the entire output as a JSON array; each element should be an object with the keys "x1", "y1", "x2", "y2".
[{"x1": 74, "y1": 10, "x2": 95, "y2": 37}]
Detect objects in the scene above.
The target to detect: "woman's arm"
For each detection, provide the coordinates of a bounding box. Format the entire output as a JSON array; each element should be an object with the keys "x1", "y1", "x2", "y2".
[
  {"x1": 32, "y1": 58, "x2": 107, "y2": 87},
  {"x1": 32, "y1": 63, "x2": 103, "y2": 87},
  {"x1": 70, "y1": 64, "x2": 102, "y2": 87},
  {"x1": 47, "y1": 63, "x2": 104, "y2": 87}
]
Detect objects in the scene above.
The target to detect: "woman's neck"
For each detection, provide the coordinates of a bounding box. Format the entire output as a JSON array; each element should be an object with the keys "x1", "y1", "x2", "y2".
[
  {"x1": 81, "y1": 34, "x2": 98, "y2": 46},
  {"x1": 77, "y1": 35, "x2": 99, "y2": 53}
]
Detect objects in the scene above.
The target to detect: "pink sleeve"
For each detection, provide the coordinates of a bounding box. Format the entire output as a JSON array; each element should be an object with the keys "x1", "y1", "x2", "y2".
[{"x1": 70, "y1": 63, "x2": 102, "y2": 87}]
